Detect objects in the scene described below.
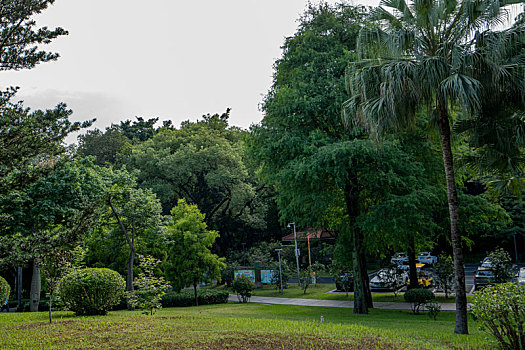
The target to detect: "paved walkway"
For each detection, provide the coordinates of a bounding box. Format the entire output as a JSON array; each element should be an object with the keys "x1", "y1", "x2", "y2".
[{"x1": 228, "y1": 295, "x2": 457, "y2": 311}]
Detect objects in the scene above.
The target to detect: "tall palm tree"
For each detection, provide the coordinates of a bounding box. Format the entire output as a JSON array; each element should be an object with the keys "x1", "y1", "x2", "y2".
[{"x1": 344, "y1": 0, "x2": 525, "y2": 334}]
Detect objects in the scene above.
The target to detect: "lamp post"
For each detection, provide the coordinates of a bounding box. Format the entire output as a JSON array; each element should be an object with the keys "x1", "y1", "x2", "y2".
[
  {"x1": 275, "y1": 249, "x2": 283, "y2": 295},
  {"x1": 287, "y1": 222, "x2": 301, "y2": 282}
]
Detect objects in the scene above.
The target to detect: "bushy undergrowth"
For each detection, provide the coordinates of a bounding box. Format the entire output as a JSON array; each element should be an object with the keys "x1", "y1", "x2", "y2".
[
  {"x1": 58, "y1": 268, "x2": 125, "y2": 315},
  {"x1": 232, "y1": 275, "x2": 256, "y2": 302},
  {"x1": 0, "y1": 276, "x2": 10, "y2": 303},
  {"x1": 161, "y1": 289, "x2": 229, "y2": 307},
  {"x1": 404, "y1": 288, "x2": 435, "y2": 314},
  {"x1": 471, "y1": 282, "x2": 525, "y2": 350}
]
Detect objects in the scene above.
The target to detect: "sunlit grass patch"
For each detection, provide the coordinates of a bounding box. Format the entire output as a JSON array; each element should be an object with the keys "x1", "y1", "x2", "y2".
[{"x1": 0, "y1": 303, "x2": 492, "y2": 349}]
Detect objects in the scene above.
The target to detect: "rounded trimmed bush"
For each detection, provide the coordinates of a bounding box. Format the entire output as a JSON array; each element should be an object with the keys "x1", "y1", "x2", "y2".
[
  {"x1": 0, "y1": 276, "x2": 10, "y2": 303},
  {"x1": 404, "y1": 288, "x2": 435, "y2": 314},
  {"x1": 58, "y1": 268, "x2": 125, "y2": 315}
]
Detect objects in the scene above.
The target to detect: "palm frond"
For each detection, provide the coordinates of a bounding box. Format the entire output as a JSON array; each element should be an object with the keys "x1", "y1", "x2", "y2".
[{"x1": 440, "y1": 73, "x2": 482, "y2": 112}]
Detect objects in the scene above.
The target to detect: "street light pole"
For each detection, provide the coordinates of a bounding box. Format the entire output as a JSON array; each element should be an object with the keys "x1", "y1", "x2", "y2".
[
  {"x1": 275, "y1": 249, "x2": 283, "y2": 295},
  {"x1": 288, "y1": 222, "x2": 301, "y2": 283}
]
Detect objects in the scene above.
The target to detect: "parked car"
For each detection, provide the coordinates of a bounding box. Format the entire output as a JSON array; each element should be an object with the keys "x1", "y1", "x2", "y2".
[
  {"x1": 407, "y1": 263, "x2": 434, "y2": 287},
  {"x1": 417, "y1": 252, "x2": 437, "y2": 265},
  {"x1": 390, "y1": 252, "x2": 409, "y2": 266},
  {"x1": 369, "y1": 268, "x2": 408, "y2": 290},
  {"x1": 480, "y1": 257, "x2": 493, "y2": 269},
  {"x1": 335, "y1": 272, "x2": 354, "y2": 292},
  {"x1": 474, "y1": 268, "x2": 495, "y2": 290},
  {"x1": 517, "y1": 267, "x2": 525, "y2": 285}
]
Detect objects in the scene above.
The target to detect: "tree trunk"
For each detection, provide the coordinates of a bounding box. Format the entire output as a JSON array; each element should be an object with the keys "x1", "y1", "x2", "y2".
[
  {"x1": 344, "y1": 178, "x2": 370, "y2": 314},
  {"x1": 358, "y1": 237, "x2": 373, "y2": 308},
  {"x1": 438, "y1": 105, "x2": 468, "y2": 334},
  {"x1": 30, "y1": 260, "x2": 41, "y2": 312},
  {"x1": 48, "y1": 292, "x2": 53, "y2": 323},
  {"x1": 193, "y1": 281, "x2": 198, "y2": 306},
  {"x1": 127, "y1": 248, "x2": 135, "y2": 292},
  {"x1": 407, "y1": 239, "x2": 419, "y2": 290},
  {"x1": 108, "y1": 196, "x2": 135, "y2": 310},
  {"x1": 351, "y1": 229, "x2": 368, "y2": 314}
]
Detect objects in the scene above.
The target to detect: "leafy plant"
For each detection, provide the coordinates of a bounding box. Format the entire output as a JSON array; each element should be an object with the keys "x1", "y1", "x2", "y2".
[
  {"x1": 433, "y1": 254, "x2": 454, "y2": 298},
  {"x1": 42, "y1": 248, "x2": 74, "y2": 323},
  {"x1": 404, "y1": 288, "x2": 435, "y2": 314},
  {"x1": 471, "y1": 283, "x2": 525, "y2": 349},
  {"x1": 232, "y1": 275, "x2": 255, "y2": 303},
  {"x1": 166, "y1": 199, "x2": 225, "y2": 306},
  {"x1": 127, "y1": 255, "x2": 170, "y2": 315},
  {"x1": 299, "y1": 269, "x2": 311, "y2": 294},
  {"x1": 58, "y1": 268, "x2": 125, "y2": 315},
  {"x1": 425, "y1": 302, "x2": 441, "y2": 321},
  {"x1": 487, "y1": 249, "x2": 513, "y2": 283},
  {"x1": 0, "y1": 276, "x2": 10, "y2": 306}
]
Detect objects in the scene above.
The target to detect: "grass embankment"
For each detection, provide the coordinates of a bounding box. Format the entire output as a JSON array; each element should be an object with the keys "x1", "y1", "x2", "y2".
[
  {"x1": 0, "y1": 303, "x2": 490, "y2": 349},
  {"x1": 240, "y1": 284, "x2": 470, "y2": 303}
]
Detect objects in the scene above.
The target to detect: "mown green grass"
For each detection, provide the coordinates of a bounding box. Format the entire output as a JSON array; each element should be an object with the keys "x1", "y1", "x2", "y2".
[{"x1": 0, "y1": 303, "x2": 492, "y2": 349}]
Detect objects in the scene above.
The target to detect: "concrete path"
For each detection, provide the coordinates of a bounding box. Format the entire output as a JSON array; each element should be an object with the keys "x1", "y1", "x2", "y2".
[{"x1": 228, "y1": 295, "x2": 457, "y2": 311}]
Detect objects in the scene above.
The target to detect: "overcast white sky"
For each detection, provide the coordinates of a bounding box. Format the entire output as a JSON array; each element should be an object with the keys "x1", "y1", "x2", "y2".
[{"x1": 3, "y1": 0, "x2": 379, "y2": 143}]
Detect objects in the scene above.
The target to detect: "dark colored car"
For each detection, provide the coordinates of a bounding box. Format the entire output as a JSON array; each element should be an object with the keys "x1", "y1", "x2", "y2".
[
  {"x1": 335, "y1": 272, "x2": 354, "y2": 292},
  {"x1": 474, "y1": 268, "x2": 495, "y2": 291}
]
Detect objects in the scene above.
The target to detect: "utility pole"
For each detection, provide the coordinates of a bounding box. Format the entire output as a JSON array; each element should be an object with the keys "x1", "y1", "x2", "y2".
[
  {"x1": 287, "y1": 222, "x2": 301, "y2": 282},
  {"x1": 275, "y1": 249, "x2": 283, "y2": 295}
]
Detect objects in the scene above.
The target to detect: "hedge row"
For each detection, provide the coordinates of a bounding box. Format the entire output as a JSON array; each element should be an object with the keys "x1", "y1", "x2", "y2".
[{"x1": 161, "y1": 289, "x2": 229, "y2": 307}]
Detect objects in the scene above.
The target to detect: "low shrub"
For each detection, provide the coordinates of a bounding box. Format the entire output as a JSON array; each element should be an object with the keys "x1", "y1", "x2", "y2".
[
  {"x1": 471, "y1": 282, "x2": 525, "y2": 350},
  {"x1": 161, "y1": 289, "x2": 229, "y2": 307},
  {"x1": 58, "y1": 268, "x2": 125, "y2": 316},
  {"x1": 404, "y1": 288, "x2": 435, "y2": 314},
  {"x1": 127, "y1": 255, "x2": 170, "y2": 315},
  {"x1": 425, "y1": 302, "x2": 441, "y2": 320},
  {"x1": 0, "y1": 276, "x2": 10, "y2": 304},
  {"x1": 232, "y1": 275, "x2": 255, "y2": 303}
]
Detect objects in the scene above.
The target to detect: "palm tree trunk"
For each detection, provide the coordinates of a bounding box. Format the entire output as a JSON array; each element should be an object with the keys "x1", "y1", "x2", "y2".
[{"x1": 438, "y1": 106, "x2": 468, "y2": 334}]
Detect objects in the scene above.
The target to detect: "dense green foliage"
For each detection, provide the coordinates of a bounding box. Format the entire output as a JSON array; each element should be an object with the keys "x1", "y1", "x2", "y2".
[
  {"x1": 58, "y1": 268, "x2": 125, "y2": 316},
  {"x1": 404, "y1": 289, "x2": 435, "y2": 314},
  {"x1": 345, "y1": 0, "x2": 525, "y2": 333},
  {"x1": 0, "y1": 0, "x2": 67, "y2": 71},
  {"x1": 0, "y1": 158, "x2": 106, "y2": 268},
  {"x1": 160, "y1": 289, "x2": 229, "y2": 307},
  {"x1": 472, "y1": 283, "x2": 525, "y2": 349},
  {"x1": 124, "y1": 111, "x2": 274, "y2": 255},
  {"x1": 165, "y1": 199, "x2": 225, "y2": 305},
  {"x1": 486, "y1": 248, "x2": 514, "y2": 283},
  {"x1": 433, "y1": 254, "x2": 454, "y2": 298},
  {"x1": 0, "y1": 275, "x2": 10, "y2": 303},
  {"x1": 232, "y1": 275, "x2": 256, "y2": 303},
  {"x1": 127, "y1": 256, "x2": 170, "y2": 315}
]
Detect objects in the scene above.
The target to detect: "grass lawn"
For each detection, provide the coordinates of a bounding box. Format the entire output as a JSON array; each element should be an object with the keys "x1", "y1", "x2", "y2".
[
  {"x1": 246, "y1": 284, "x2": 470, "y2": 303},
  {"x1": 0, "y1": 303, "x2": 491, "y2": 349}
]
